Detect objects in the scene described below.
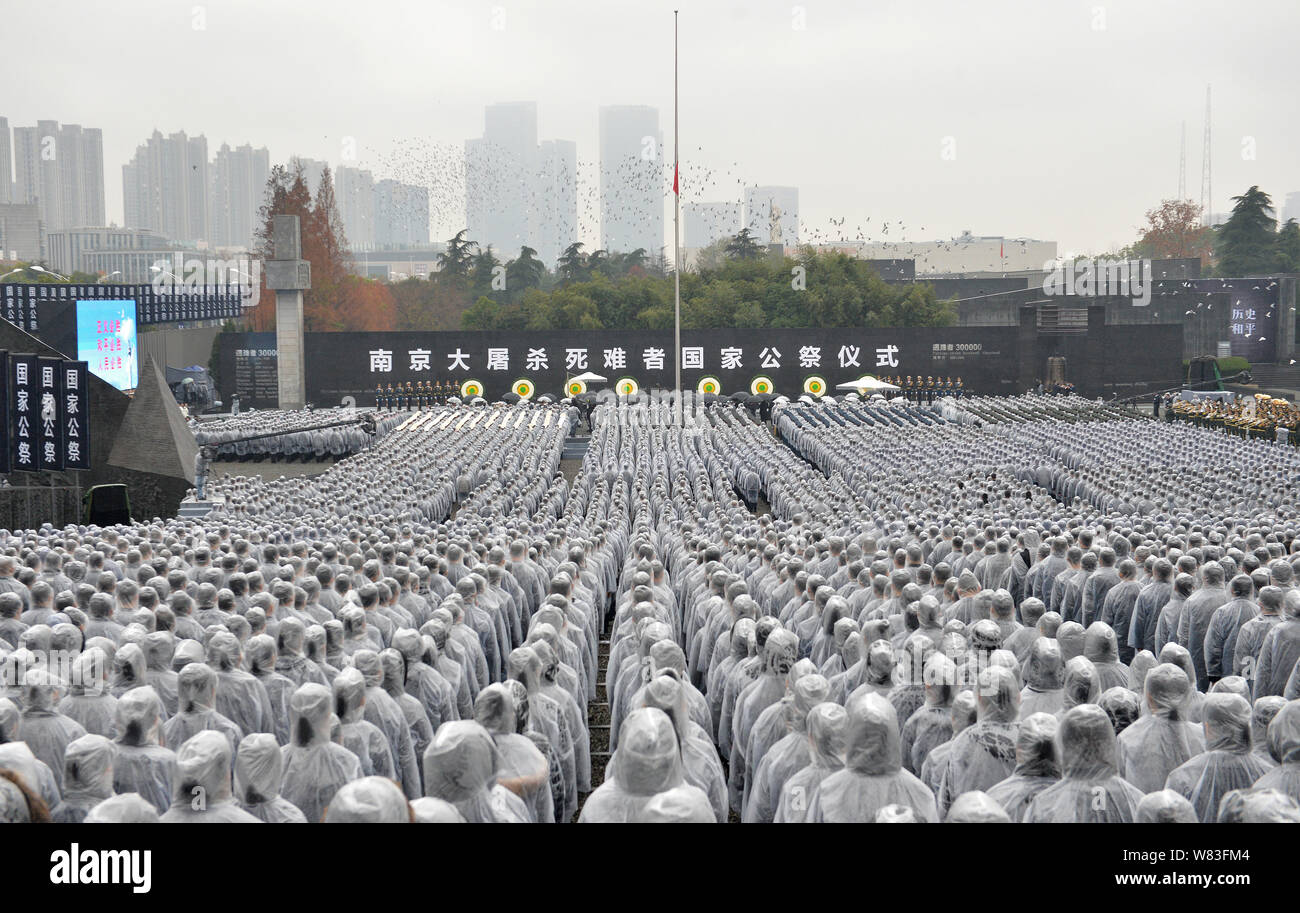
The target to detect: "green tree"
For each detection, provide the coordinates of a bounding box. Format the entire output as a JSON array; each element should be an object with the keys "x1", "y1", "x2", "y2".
[
  {"x1": 469, "y1": 245, "x2": 502, "y2": 299},
  {"x1": 437, "y1": 229, "x2": 477, "y2": 279},
  {"x1": 557, "y1": 242, "x2": 587, "y2": 284},
  {"x1": 505, "y1": 246, "x2": 544, "y2": 296},
  {"x1": 1275, "y1": 219, "x2": 1300, "y2": 273},
  {"x1": 1215, "y1": 186, "x2": 1278, "y2": 276},
  {"x1": 725, "y1": 228, "x2": 763, "y2": 260}
]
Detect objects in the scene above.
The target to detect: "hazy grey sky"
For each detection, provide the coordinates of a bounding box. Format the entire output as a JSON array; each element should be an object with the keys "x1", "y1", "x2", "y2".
[{"x1": 4, "y1": 0, "x2": 1298, "y2": 255}]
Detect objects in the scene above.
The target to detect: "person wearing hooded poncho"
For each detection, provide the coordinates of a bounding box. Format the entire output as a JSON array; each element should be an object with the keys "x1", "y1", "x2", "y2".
[
  {"x1": 162, "y1": 662, "x2": 244, "y2": 757},
  {"x1": 111, "y1": 686, "x2": 176, "y2": 816},
  {"x1": 1025, "y1": 704, "x2": 1144, "y2": 822},
  {"x1": 744, "y1": 672, "x2": 831, "y2": 823},
  {"x1": 986, "y1": 712, "x2": 1061, "y2": 822},
  {"x1": 17, "y1": 668, "x2": 85, "y2": 794},
  {"x1": 473, "y1": 683, "x2": 553, "y2": 823},
  {"x1": 1163, "y1": 692, "x2": 1270, "y2": 822},
  {"x1": 279, "y1": 682, "x2": 363, "y2": 823},
  {"x1": 1114, "y1": 662, "x2": 1205, "y2": 793},
  {"x1": 235, "y1": 732, "x2": 307, "y2": 822},
  {"x1": 50, "y1": 733, "x2": 115, "y2": 822},
  {"x1": 423, "y1": 719, "x2": 531, "y2": 823},
  {"x1": 579, "y1": 707, "x2": 713, "y2": 823},
  {"x1": 1019, "y1": 638, "x2": 1065, "y2": 718},
  {"x1": 937, "y1": 665, "x2": 1020, "y2": 815},
  {"x1": 1252, "y1": 699, "x2": 1300, "y2": 805},
  {"x1": 773, "y1": 702, "x2": 847, "y2": 823},
  {"x1": 806, "y1": 691, "x2": 938, "y2": 822},
  {"x1": 161, "y1": 730, "x2": 261, "y2": 822}
]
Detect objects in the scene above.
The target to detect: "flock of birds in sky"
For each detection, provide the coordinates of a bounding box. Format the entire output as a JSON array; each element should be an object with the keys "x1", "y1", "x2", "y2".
[{"x1": 289, "y1": 126, "x2": 1296, "y2": 346}]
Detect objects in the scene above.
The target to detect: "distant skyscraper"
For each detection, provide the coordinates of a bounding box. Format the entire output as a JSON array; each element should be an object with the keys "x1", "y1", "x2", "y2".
[
  {"x1": 336, "y1": 165, "x2": 376, "y2": 250},
  {"x1": 1282, "y1": 191, "x2": 1300, "y2": 226},
  {"x1": 13, "y1": 120, "x2": 105, "y2": 232},
  {"x1": 0, "y1": 117, "x2": 11, "y2": 204},
  {"x1": 374, "y1": 179, "x2": 429, "y2": 248},
  {"x1": 685, "y1": 201, "x2": 742, "y2": 248},
  {"x1": 534, "y1": 139, "x2": 577, "y2": 266},
  {"x1": 122, "y1": 130, "x2": 209, "y2": 243},
  {"x1": 466, "y1": 102, "x2": 538, "y2": 260},
  {"x1": 464, "y1": 103, "x2": 577, "y2": 266},
  {"x1": 289, "y1": 156, "x2": 327, "y2": 198},
  {"x1": 745, "y1": 186, "x2": 799, "y2": 246},
  {"x1": 599, "y1": 105, "x2": 663, "y2": 256},
  {"x1": 210, "y1": 142, "x2": 270, "y2": 249}
]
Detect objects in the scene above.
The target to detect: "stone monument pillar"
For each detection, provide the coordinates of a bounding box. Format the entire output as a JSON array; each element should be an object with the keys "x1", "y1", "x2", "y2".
[{"x1": 265, "y1": 215, "x2": 311, "y2": 410}]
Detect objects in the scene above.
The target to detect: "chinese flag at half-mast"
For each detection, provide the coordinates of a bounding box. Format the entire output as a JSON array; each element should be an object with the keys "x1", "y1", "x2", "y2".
[{"x1": 673, "y1": 161, "x2": 679, "y2": 195}]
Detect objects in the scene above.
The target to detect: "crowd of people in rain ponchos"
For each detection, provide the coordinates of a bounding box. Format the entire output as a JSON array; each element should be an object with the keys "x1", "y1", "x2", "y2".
[
  {"x1": 192, "y1": 408, "x2": 400, "y2": 463},
  {"x1": 1, "y1": 393, "x2": 1300, "y2": 823}
]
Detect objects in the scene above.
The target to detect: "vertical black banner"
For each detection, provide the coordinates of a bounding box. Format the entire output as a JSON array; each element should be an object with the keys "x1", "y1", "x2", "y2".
[
  {"x1": 36, "y1": 355, "x2": 64, "y2": 471},
  {"x1": 9, "y1": 353, "x2": 37, "y2": 472},
  {"x1": 0, "y1": 351, "x2": 8, "y2": 474},
  {"x1": 60, "y1": 360, "x2": 90, "y2": 471}
]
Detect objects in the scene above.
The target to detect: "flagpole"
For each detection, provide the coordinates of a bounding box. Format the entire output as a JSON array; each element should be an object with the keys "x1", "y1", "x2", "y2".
[{"x1": 673, "y1": 9, "x2": 682, "y2": 414}]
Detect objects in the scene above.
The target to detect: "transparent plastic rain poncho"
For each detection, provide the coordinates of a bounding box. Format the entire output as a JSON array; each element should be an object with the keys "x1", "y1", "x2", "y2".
[
  {"x1": 110, "y1": 686, "x2": 176, "y2": 816},
  {"x1": 579, "y1": 707, "x2": 714, "y2": 823},
  {"x1": 206, "y1": 631, "x2": 274, "y2": 738},
  {"x1": 161, "y1": 729, "x2": 261, "y2": 822},
  {"x1": 1250, "y1": 695, "x2": 1286, "y2": 771},
  {"x1": 1083, "y1": 622, "x2": 1129, "y2": 692},
  {"x1": 805, "y1": 692, "x2": 939, "y2": 822},
  {"x1": 900, "y1": 653, "x2": 957, "y2": 776},
  {"x1": 1135, "y1": 789, "x2": 1198, "y2": 823},
  {"x1": 774, "y1": 702, "x2": 847, "y2": 823},
  {"x1": 110, "y1": 641, "x2": 150, "y2": 700},
  {"x1": 945, "y1": 789, "x2": 1011, "y2": 822},
  {"x1": 50, "y1": 733, "x2": 115, "y2": 823},
  {"x1": 1024, "y1": 704, "x2": 1144, "y2": 822},
  {"x1": 58, "y1": 649, "x2": 118, "y2": 739},
  {"x1": 920, "y1": 690, "x2": 978, "y2": 795},
  {"x1": 986, "y1": 712, "x2": 1060, "y2": 822},
  {"x1": 639, "y1": 670, "x2": 727, "y2": 823},
  {"x1": 234, "y1": 732, "x2": 307, "y2": 823},
  {"x1": 1164, "y1": 692, "x2": 1270, "y2": 822},
  {"x1": 474, "y1": 683, "x2": 554, "y2": 823},
  {"x1": 422, "y1": 719, "x2": 531, "y2": 823},
  {"x1": 1019, "y1": 638, "x2": 1064, "y2": 718},
  {"x1": 84, "y1": 792, "x2": 160, "y2": 823},
  {"x1": 162, "y1": 662, "x2": 244, "y2": 758},
  {"x1": 1059, "y1": 655, "x2": 1100, "y2": 716},
  {"x1": 410, "y1": 796, "x2": 467, "y2": 823},
  {"x1": 728, "y1": 628, "x2": 799, "y2": 813},
  {"x1": 0, "y1": 736, "x2": 59, "y2": 812},
  {"x1": 279, "y1": 682, "x2": 363, "y2": 823},
  {"x1": 744, "y1": 673, "x2": 831, "y2": 823},
  {"x1": 507, "y1": 645, "x2": 576, "y2": 819},
  {"x1": 333, "y1": 667, "x2": 397, "y2": 780},
  {"x1": 937, "y1": 665, "x2": 1020, "y2": 814},
  {"x1": 351, "y1": 649, "x2": 422, "y2": 800},
  {"x1": 323, "y1": 776, "x2": 411, "y2": 823},
  {"x1": 1115, "y1": 661, "x2": 1206, "y2": 793},
  {"x1": 1252, "y1": 698, "x2": 1300, "y2": 803},
  {"x1": 1215, "y1": 787, "x2": 1300, "y2": 822},
  {"x1": 246, "y1": 634, "x2": 294, "y2": 746},
  {"x1": 18, "y1": 667, "x2": 85, "y2": 794},
  {"x1": 1099, "y1": 686, "x2": 1142, "y2": 736}
]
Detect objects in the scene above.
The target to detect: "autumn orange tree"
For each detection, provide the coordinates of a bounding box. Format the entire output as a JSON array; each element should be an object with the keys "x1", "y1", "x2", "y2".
[
  {"x1": 1127, "y1": 199, "x2": 1215, "y2": 265},
  {"x1": 246, "y1": 161, "x2": 396, "y2": 332}
]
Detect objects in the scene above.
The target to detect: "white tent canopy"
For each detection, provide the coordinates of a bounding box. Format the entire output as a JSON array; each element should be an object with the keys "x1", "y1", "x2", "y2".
[
  {"x1": 835, "y1": 374, "x2": 900, "y2": 392},
  {"x1": 568, "y1": 371, "x2": 608, "y2": 384}
]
